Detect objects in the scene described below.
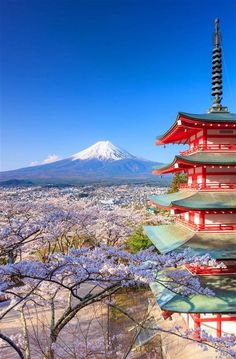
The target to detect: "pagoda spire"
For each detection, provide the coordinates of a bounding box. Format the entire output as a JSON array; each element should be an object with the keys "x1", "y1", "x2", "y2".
[{"x1": 209, "y1": 18, "x2": 228, "y2": 113}]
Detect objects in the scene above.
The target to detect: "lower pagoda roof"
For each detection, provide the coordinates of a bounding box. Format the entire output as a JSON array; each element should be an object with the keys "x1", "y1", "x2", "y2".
[
  {"x1": 150, "y1": 273, "x2": 236, "y2": 313},
  {"x1": 153, "y1": 152, "x2": 236, "y2": 174},
  {"x1": 143, "y1": 224, "x2": 236, "y2": 259},
  {"x1": 149, "y1": 191, "x2": 236, "y2": 210}
]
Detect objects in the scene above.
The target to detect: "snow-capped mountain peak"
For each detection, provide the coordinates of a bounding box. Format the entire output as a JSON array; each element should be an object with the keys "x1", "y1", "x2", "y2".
[
  {"x1": 0, "y1": 140, "x2": 164, "y2": 183},
  {"x1": 71, "y1": 141, "x2": 136, "y2": 161}
]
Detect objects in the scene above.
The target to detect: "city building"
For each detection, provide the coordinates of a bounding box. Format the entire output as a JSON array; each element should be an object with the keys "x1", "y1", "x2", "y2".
[{"x1": 144, "y1": 18, "x2": 236, "y2": 338}]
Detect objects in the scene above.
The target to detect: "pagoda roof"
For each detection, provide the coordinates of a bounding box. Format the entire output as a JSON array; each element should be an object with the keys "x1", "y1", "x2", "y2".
[
  {"x1": 157, "y1": 111, "x2": 236, "y2": 145},
  {"x1": 179, "y1": 112, "x2": 236, "y2": 122},
  {"x1": 149, "y1": 191, "x2": 236, "y2": 210},
  {"x1": 153, "y1": 152, "x2": 236, "y2": 174},
  {"x1": 150, "y1": 273, "x2": 236, "y2": 313},
  {"x1": 143, "y1": 224, "x2": 236, "y2": 259}
]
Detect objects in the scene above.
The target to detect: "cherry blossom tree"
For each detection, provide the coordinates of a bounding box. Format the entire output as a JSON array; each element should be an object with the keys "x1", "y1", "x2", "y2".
[{"x1": 0, "y1": 196, "x2": 235, "y2": 358}]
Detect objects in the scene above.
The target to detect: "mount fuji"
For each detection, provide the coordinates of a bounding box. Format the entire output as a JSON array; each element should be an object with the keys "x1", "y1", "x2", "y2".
[
  {"x1": 71, "y1": 141, "x2": 137, "y2": 161},
  {"x1": 0, "y1": 141, "x2": 164, "y2": 184}
]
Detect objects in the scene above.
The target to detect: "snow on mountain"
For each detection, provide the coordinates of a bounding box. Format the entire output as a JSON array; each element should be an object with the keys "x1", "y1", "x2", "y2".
[
  {"x1": 71, "y1": 141, "x2": 137, "y2": 161},
  {"x1": 0, "y1": 140, "x2": 166, "y2": 184}
]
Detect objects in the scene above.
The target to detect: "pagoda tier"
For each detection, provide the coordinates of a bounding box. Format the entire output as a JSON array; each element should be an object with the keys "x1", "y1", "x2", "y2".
[
  {"x1": 157, "y1": 112, "x2": 236, "y2": 145},
  {"x1": 148, "y1": 191, "x2": 236, "y2": 232},
  {"x1": 153, "y1": 152, "x2": 236, "y2": 175},
  {"x1": 148, "y1": 191, "x2": 236, "y2": 211}
]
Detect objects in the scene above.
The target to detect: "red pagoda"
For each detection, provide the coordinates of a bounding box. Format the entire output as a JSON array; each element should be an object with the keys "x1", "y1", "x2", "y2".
[{"x1": 144, "y1": 18, "x2": 236, "y2": 338}]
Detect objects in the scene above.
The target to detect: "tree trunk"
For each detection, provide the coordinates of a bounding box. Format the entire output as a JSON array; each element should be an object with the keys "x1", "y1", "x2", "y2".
[
  {"x1": 46, "y1": 299, "x2": 57, "y2": 359},
  {"x1": 20, "y1": 307, "x2": 31, "y2": 359}
]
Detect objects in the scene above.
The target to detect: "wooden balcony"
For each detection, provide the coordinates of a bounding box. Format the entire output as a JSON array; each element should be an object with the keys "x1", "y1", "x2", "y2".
[
  {"x1": 180, "y1": 144, "x2": 236, "y2": 156},
  {"x1": 186, "y1": 263, "x2": 236, "y2": 275},
  {"x1": 176, "y1": 216, "x2": 236, "y2": 231},
  {"x1": 179, "y1": 182, "x2": 236, "y2": 190}
]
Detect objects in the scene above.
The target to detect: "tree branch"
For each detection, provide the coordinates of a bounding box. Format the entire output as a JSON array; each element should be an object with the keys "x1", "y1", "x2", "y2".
[{"x1": 0, "y1": 332, "x2": 25, "y2": 359}]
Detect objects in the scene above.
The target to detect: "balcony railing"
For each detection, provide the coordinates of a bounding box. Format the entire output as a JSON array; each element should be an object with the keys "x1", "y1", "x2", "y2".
[
  {"x1": 176, "y1": 217, "x2": 236, "y2": 231},
  {"x1": 179, "y1": 182, "x2": 236, "y2": 190},
  {"x1": 186, "y1": 264, "x2": 236, "y2": 275},
  {"x1": 180, "y1": 144, "x2": 236, "y2": 156}
]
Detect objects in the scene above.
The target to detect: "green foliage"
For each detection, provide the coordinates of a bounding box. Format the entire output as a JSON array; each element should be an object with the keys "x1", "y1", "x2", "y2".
[
  {"x1": 125, "y1": 226, "x2": 152, "y2": 253},
  {"x1": 168, "y1": 172, "x2": 187, "y2": 193},
  {"x1": 0, "y1": 257, "x2": 7, "y2": 265}
]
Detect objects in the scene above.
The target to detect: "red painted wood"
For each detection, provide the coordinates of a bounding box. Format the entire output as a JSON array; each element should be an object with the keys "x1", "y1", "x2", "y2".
[
  {"x1": 204, "y1": 172, "x2": 236, "y2": 176},
  {"x1": 197, "y1": 316, "x2": 236, "y2": 323},
  {"x1": 162, "y1": 310, "x2": 173, "y2": 319},
  {"x1": 181, "y1": 144, "x2": 236, "y2": 155},
  {"x1": 185, "y1": 264, "x2": 236, "y2": 275},
  {"x1": 193, "y1": 314, "x2": 201, "y2": 340},
  {"x1": 176, "y1": 216, "x2": 236, "y2": 231},
  {"x1": 206, "y1": 134, "x2": 236, "y2": 138},
  {"x1": 179, "y1": 182, "x2": 236, "y2": 190},
  {"x1": 217, "y1": 315, "x2": 222, "y2": 337}
]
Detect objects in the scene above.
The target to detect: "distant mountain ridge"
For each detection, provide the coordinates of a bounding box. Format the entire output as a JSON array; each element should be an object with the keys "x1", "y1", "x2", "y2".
[{"x1": 0, "y1": 141, "x2": 165, "y2": 184}]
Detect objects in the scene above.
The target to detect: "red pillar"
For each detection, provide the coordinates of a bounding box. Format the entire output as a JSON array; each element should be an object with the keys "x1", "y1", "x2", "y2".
[
  {"x1": 199, "y1": 211, "x2": 205, "y2": 230},
  {"x1": 203, "y1": 128, "x2": 207, "y2": 149},
  {"x1": 216, "y1": 314, "x2": 222, "y2": 337},
  {"x1": 193, "y1": 314, "x2": 201, "y2": 340},
  {"x1": 189, "y1": 211, "x2": 194, "y2": 225},
  {"x1": 202, "y1": 166, "x2": 206, "y2": 189}
]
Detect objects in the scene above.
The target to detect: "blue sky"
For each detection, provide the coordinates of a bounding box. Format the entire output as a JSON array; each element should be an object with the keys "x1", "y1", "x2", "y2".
[{"x1": 1, "y1": 0, "x2": 236, "y2": 171}]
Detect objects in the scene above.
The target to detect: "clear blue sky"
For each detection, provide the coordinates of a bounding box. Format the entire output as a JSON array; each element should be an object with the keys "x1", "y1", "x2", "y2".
[{"x1": 1, "y1": 0, "x2": 236, "y2": 171}]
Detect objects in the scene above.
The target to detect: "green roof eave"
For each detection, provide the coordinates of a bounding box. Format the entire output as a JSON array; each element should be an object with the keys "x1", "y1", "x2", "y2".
[
  {"x1": 153, "y1": 163, "x2": 173, "y2": 171},
  {"x1": 143, "y1": 224, "x2": 236, "y2": 259},
  {"x1": 178, "y1": 152, "x2": 236, "y2": 165},
  {"x1": 153, "y1": 162, "x2": 174, "y2": 172},
  {"x1": 153, "y1": 153, "x2": 236, "y2": 172},
  {"x1": 149, "y1": 191, "x2": 236, "y2": 210},
  {"x1": 150, "y1": 274, "x2": 236, "y2": 313},
  {"x1": 149, "y1": 191, "x2": 194, "y2": 208},
  {"x1": 143, "y1": 224, "x2": 192, "y2": 253},
  {"x1": 179, "y1": 112, "x2": 236, "y2": 122}
]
